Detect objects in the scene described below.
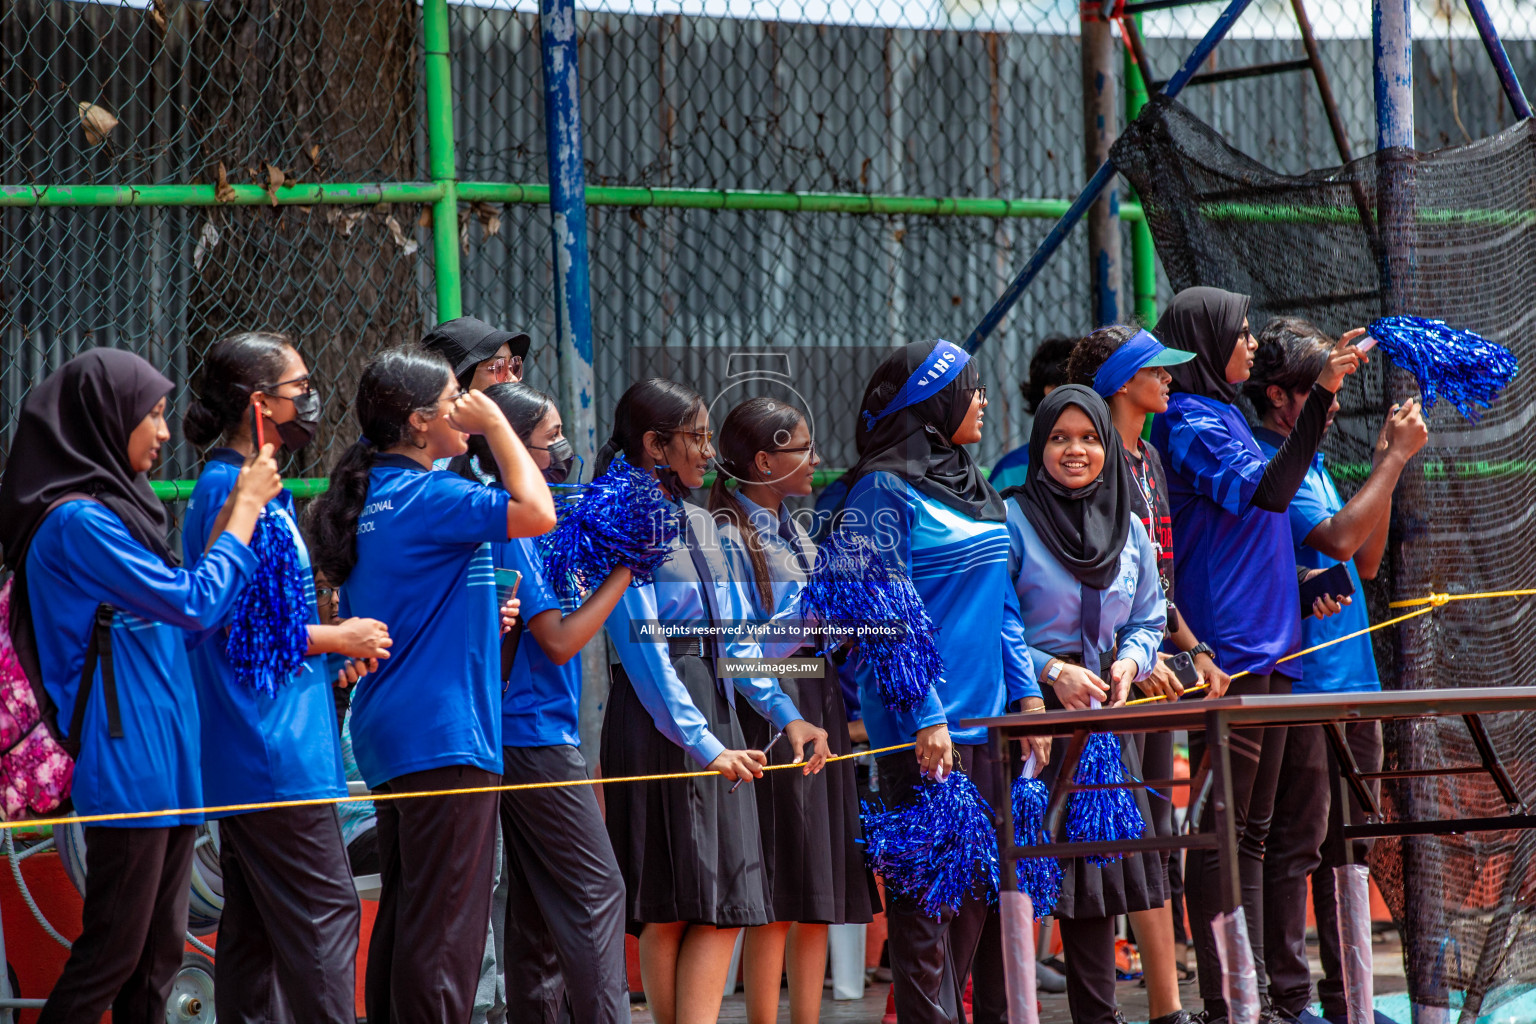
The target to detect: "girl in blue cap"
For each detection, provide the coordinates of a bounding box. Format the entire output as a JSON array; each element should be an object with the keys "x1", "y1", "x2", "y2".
[{"x1": 1066, "y1": 324, "x2": 1232, "y2": 1024}]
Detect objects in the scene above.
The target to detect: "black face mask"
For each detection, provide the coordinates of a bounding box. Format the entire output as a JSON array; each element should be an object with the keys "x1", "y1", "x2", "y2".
[
  {"x1": 273, "y1": 390, "x2": 322, "y2": 453},
  {"x1": 536, "y1": 437, "x2": 576, "y2": 484}
]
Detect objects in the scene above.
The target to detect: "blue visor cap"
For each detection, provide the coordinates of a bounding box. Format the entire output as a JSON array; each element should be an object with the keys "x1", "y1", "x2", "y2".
[{"x1": 1091, "y1": 330, "x2": 1195, "y2": 398}]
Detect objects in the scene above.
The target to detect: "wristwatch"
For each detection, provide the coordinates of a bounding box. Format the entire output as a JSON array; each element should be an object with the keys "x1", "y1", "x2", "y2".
[
  {"x1": 1187, "y1": 642, "x2": 1214, "y2": 660},
  {"x1": 1044, "y1": 659, "x2": 1065, "y2": 684}
]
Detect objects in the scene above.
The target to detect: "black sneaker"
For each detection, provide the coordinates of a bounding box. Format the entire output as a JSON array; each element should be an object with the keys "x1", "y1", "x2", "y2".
[
  {"x1": 1194, "y1": 1010, "x2": 1228, "y2": 1024},
  {"x1": 1149, "y1": 1011, "x2": 1201, "y2": 1024},
  {"x1": 1260, "y1": 1002, "x2": 1299, "y2": 1024}
]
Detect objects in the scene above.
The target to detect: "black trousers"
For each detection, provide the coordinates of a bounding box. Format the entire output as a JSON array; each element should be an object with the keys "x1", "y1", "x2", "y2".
[
  {"x1": 879, "y1": 743, "x2": 997, "y2": 1024},
  {"x1": 499, "y1": 744, "x2": 629, "y2": 1024},
  {"x1": 216, "y1": 804, "x2": 362, "y2": 1024},
  {"x1": 366, "y1": 765, "x2": 501, "y2": 1024},
  {"x1": 1264, "y1": 720, "x2": 1383, "y2": 1018},
  {"x1": 39, "y1": 825, "x2": 196, "y2": 1024},
  {"x1": 1186, "y1": 671, "x2": 1291, "y2": 1010}
]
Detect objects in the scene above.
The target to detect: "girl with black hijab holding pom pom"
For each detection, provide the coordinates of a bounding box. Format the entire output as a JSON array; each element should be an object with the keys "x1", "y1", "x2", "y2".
[
  {"x1": 1002, "y1": 384, "x2": 1168, "y2": 1024},
  {"x1": 183, "y1": 331, "x2": 395, "y2": 1024},
  {"x1": 597, "y1": 378, "x2": 830, "y2": 1024},
  {"x1": 709, "y1": 396, "x2": 877, "y2": 1024},
  {"x1": 454, "y1": 381, "x2": 632, "y2": 1024},
  {"x1": 0, "y1": 349, "x2": 282, "y2": 1024},
  {"x1": 305, "y1": 347, "x2": 555, "y2": 1024},
  {"x1": 837, "y1": 340, "x2": 1040, "y2": 1024},
  {"x1": 1150, "y1": 287, "x2": 1362, "y2": 1023}
]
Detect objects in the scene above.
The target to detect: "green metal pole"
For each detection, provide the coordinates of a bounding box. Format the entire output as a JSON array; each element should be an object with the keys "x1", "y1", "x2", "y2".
[
  {"x1": 423, "y1": 0, "x2": 463, "y2": 320},
  {"x1": 0, "y1": 182, "x2": 445, "y2": 207},
  {"x1": 1124, "y1": 15, "x2": 1159, "y2": 326}
]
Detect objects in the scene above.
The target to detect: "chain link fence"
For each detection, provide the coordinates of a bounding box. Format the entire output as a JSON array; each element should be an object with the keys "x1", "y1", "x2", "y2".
[{"x1": 3, "y1": 0, "x2": 1534, "y2": 478}]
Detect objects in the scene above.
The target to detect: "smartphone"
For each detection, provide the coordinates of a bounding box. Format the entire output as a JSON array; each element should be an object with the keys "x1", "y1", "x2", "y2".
[
  {"x1": 494, "y1": 568, "x2": 521, "y2": 607},
  {"x1": 1299, "y1": 562, "x2": 1355, "y2": 618},
  {"x1": 1168, "y1": 650, "x2": 1199, "y2": 689},
  {"x1": 496, "y1": 568, "x2": 524, "y2": 684}
]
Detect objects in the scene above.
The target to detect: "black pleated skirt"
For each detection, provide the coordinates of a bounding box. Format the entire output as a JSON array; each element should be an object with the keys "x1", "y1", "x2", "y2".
[
  {"x1": 1039, "y1": 686, "x2": 1165, "y2": 920},
  {"x1": 736, "y1": 672, "x2": 880, "y2": 925},
  {"x1": 601, "y1": 655, "x2": 772, "y2": 935}
]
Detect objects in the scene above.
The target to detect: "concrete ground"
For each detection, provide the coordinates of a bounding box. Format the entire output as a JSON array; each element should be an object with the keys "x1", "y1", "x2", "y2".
[{"x1": 631, "y1": 932, "x2": 1408, "y2": 1023}]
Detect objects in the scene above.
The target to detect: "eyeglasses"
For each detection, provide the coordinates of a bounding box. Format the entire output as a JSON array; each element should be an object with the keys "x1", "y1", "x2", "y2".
[
  {"x1": 770, "y1": 441, "x2": 818, "y2": 457},
  {"x1": 268, "y1": 374, "x2": 313, "y2": 393},
  {"x1": 971, "y1": 386, "x2": 988, "y2": 402},
  {"x1": 483, "y1": 355, "x2": 524, "y2": 383},
  {"x1": 315, "y1": 586, "x2": 336, "y2": 602},
  {"x1": 678, "y1": 428, "x2": 715, "y2": 446}
]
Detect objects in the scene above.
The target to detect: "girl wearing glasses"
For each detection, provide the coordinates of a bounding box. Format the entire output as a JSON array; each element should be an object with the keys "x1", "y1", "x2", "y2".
[
  {"x1": 182, "y1": 331, "x2": 396, "y2": 1023},
  {"x1": 1149, "y1": 287, "x2": 1362, "y2": 1024},
  {"x1": 708, "y1": 398, "x2": 877, "y2": 1024},
  {"x1": 305, "y1": 347, "x2": 555, "y2": 1024},
  {"x1": 598, "y1": 378, "x2": 831, "y2": 1024},
  {"x1": 836, "y1": 340, "x2": 1038, "y2": 1024},
  {"x1": 451, "y1": 381, "x2": 633, "y2": 1024},
  {"x1": 421, "y1": 315, "x2": 530, "y2": 391}
]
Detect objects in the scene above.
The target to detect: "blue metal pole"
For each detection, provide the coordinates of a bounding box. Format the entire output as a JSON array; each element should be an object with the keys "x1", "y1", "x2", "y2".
[
  {"x1": 1463, "y1": 0, "x2": 1533, "y2": 120},
  {"x1": 964, "y1": 0, "x2": 1257, "y2": 353},
  {"x1": 541, "y1": 0, "x2": 596, "y2": 463}
]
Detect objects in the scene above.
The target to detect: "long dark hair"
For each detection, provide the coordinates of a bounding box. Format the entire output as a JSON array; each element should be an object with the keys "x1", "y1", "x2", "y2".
[
  {"x1": 1245, "y1": 317, "x2": 1332, "y2": 417},
  {"x1": 594, "y1": 378, "x2": 704, "y2": 479},
  {"x1": 304, "y1": 347, "x2": 452, "y2": 583},
  {"x1": 708, "y1": 397, "x2": 806, "y2": 608},
  {"x1": 458, "y1": 382, "x2": 555, "y2": 484},
  {"x1": 185, "y1": 331, "x2": 295, "y2": 446}
]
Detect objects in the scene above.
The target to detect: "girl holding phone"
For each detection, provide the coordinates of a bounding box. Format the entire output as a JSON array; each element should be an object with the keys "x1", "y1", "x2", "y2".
[
  {"x1": 183, "y1": 331, "x2": 393, "y2": 1023},
  {"x1": 305, "y1": 346, "x2": 555, "y2": 1024},
  {"x1": 598, "y1": 378, "x2": 830, "y2": 1024},
  {"x1": 455, "y1": 382, "x2": 633, "y2": 1024}
]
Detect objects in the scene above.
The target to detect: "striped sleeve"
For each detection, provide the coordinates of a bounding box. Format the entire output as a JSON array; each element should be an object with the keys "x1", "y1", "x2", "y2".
[{"x1": 1163, "y1": 402, "x2": 1267, "y2": 517}]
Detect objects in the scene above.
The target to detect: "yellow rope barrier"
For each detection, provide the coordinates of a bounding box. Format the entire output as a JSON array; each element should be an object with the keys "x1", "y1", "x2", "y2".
[
  {"x1": 0, "y1": 742, "x2": 919, "y2": 832},
  {"x1": 7, "y1": 588, "x2": 1530, "y2": 831}
]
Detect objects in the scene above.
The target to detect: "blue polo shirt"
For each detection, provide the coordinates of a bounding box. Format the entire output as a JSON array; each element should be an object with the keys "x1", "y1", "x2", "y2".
[
  {"x1": 841, "y1": 471, "x2": 1034, "y2": 751},
  {"x1": 497, "y1": 536, "x2": 582, "y2": 749},
  {"x1": 342, "y1": 454, "x2": 510, "y2": 787},
  {"x1": 184, "y1": 450, "x2": 346, "y2": 812},
  {"x1": 25, "y1": 501, "x2": 257, "y2": 826},
  {"x1": 1151, "y1": 393, "x2": 1301, "y2": 680},
  {"x1": 1254, "y1": 432, "x2": 1378, "y2": 694}
]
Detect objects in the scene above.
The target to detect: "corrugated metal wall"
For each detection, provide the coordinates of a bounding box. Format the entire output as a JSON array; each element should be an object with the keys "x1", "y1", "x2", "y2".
[{"x1": 3, "y1": 0, "x2": 1534, "y2": 474}]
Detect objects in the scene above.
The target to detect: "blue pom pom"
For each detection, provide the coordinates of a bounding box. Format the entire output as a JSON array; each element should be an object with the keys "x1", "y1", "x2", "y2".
[
  {"x1": 540, "y1": 455, "x2": 682, "y2": 600},
  {"x1": 1367, "y1": 316, "x2": 1518, "y2": 420},
  {"x1": 861, "y1": 768, "x2": 999, "y2": 917},
  {"x1": 1011, "y1": 772, "x2": 1062, "y2": 918},
  {"x1": 225, "y1": 511, "x2": 311, "y2": 698},
  {"x1": 1065, "y1": 733, "x2": 1146, "y2": 867},
  {"x1": 797, "y1": 530, "x2": 943, "y2": 713}
]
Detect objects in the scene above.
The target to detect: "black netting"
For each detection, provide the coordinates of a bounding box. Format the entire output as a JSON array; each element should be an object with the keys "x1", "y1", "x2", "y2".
[{"x1": 1112, "y1": 95, "x2": 1536, "y2": 1018}]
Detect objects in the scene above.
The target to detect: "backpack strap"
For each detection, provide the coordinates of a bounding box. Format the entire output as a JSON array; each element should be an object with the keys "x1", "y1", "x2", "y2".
[{"x1": 63, "y1": 603, "x2": 120, "y2": 755}]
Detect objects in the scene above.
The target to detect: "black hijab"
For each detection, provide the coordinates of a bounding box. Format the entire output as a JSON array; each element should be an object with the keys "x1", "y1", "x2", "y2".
[
  {"x1": 1157, "y1": 286, "x2": 1251, "y2": 404},
  {"x1": 1004, "y1": 385, "x2": 1131, "y2": 591},
  {"x1": 0, "y1": 349, "x2": 177, "y2": 573},
  {"x1": 844, "y1": 340, "x2": 1005, "y2": 522}
]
